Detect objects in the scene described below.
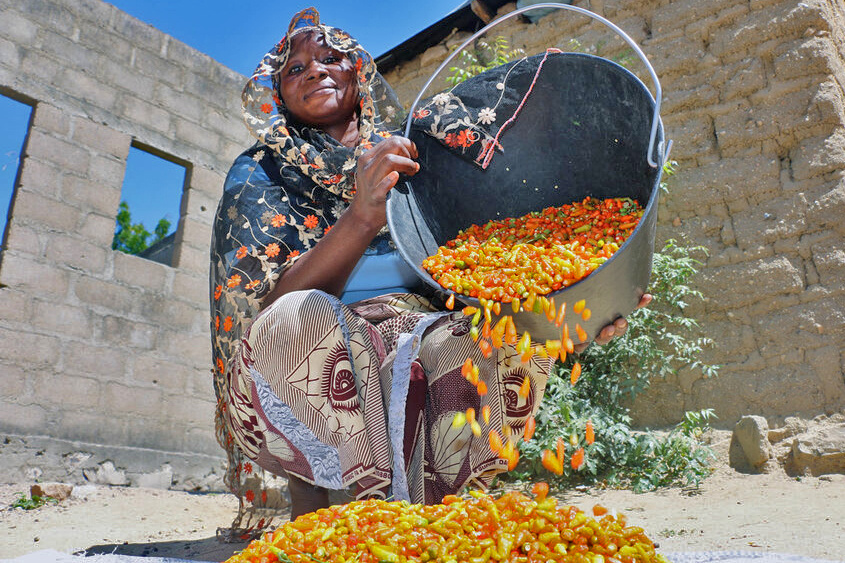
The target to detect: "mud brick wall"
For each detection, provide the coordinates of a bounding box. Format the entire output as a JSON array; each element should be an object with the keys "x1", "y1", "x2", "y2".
[
  {"x1": 382, "y1": 0, "x2": 845, "y2": 426},
  {"x1": 0, "y1": 0, "x2": 252, "y2": 487}
]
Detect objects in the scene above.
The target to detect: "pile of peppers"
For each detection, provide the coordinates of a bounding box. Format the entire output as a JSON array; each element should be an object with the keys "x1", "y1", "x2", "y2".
[
  {"x1": 225, "y1": 489, "x2": 667, "y2": 563},
  {"x1": 422, "y1": 197, "x2": 644, "y2": 302}
]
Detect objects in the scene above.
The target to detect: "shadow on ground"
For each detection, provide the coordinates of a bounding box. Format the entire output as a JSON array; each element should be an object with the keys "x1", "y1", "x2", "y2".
[{"x1": 80, "y1": 537, "x2": 248, "y2": 562}]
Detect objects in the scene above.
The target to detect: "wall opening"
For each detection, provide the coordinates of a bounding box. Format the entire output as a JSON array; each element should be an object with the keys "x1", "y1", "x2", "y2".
[
  {"x1": 113, "y1": 143, "x2": 187, "y2": 266},
  {"x1": 0, "y1": 92, "x2": 34, "y2": 251}
]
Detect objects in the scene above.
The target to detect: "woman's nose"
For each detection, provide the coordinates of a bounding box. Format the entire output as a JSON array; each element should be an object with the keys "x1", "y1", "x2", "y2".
[{"x1": 304, "y1": 59, "x2": 328, "y2": 80}]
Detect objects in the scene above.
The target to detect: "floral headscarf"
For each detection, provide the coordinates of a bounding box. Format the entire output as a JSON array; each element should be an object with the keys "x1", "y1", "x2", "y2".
[
  {"x1": 241, "y1": 6, "x2": 404, "y2": 199},
  {"x1": 210, "y1": 7, "x2": 404, "y2": 539}
]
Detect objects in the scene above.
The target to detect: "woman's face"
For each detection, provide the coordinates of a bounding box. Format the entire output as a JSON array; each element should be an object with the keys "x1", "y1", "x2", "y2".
[{"x1": 278, "y1": 30, "x2": 359, "y2": 130}]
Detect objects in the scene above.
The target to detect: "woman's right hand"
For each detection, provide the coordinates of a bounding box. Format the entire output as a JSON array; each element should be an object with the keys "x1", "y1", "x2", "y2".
[{"x1": 350, "y1": 136, "x2": 420, "y2": 230}]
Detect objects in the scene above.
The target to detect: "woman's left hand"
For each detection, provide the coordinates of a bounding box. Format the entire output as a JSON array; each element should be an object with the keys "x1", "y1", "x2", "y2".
[{"x1": 573, "y1": 293, "x2": 652, "y2": 353}]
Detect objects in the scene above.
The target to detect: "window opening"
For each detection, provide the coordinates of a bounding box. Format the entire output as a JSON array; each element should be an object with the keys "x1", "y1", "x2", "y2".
[
  {"x1": 114, "y1": 144, "x2": 186, "y2": 266},
  {"x1": 0, "y1": 93, "x2": 34, "y2": 250}
]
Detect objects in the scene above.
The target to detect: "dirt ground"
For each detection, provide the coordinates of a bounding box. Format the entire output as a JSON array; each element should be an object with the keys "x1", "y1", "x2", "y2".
[{"x1": 1, "y1": 431, "x2": 843, "y2": 563}]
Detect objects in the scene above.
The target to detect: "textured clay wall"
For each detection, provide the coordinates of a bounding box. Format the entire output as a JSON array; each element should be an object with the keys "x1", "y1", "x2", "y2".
[
  {"x1": 383, "y1": 0, "x2": 845, "y2": 427},
  {"x1": 0, "y1": 0, "x2": 252, "y2": 488}
]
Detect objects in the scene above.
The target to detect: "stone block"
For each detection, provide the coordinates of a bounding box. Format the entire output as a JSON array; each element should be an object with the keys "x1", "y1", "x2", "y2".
[
  {"x1": 5, "y1": 224, "x2": 45, "y2": 259},
  {"x1": 174, "y1": 243, "x2": 209, "y2": 275},
  {"x1": 25, "y1": 129, "x2": 90, "y2": 175},
  {"x1": 163, "y1": 394, "x2": 216, "y2": 428},
  {"x1": 60, "y1": 410, "x2": 128, "y2": 445},
  {"x1": 0, "y1": 254, "x2": 70, "y2": 297},
  {"x1": 0, "y1": 37, "x2": 21, "y2": 72},
  {"x1": 662, "y1": 85, "x2": 720, "y2": 115},
  {"x1": 44, "y1": 232, "x2": 108, "y2": 273},
  {"x1": 63, "y1": 175, "x2": 122, "y2": 216},
  {"x1": 0, "y1": 287, "x2": 32, "y2": 324},
  {"x1": 700, "y1": 255, "x2": 803, "y2": 309},
  {"x1": 188, "y1": 166, "x2": 226, "y2": 196},
  {"x1": 0, "y1": 363, "x2": 28, "y2": 400},
  {"x1": 723, "y1": 57, "x2": 767, "y2": 101},
  {"x1": 31, "y1": 102, "x2": 70, "y2": 137},
  {"x1": 30, "y1": 482, "x2": 74, "y2": 501},
  {"x1": 61, "y1": 67, "x2": 119, "y2": 111},
  {"x1": 806, "y1": 182, "x2": 845, "y2": 236},
  {"x1": 159, "y1": 330, "x2": 211, "y2": 372},
  {"x1": 773, "y1": 37, "x2": 836, "y2": 81},
  {"x1": 111, "y1": 11, "x2": 163, "y2": 54},
  {"x1": 98, "y1": 314, "x2": 157, "y2": 350},
  {"x1": 113, "y1": 251, "x2": 169, "y2": 291},
  {"x1": 178, "y1": 217, "x2": 212, "y2": 249},
  {"x1": 652, "y1": 0, "x2": 743, "y2": 33},
  {"x1": 180, "y1": 186, "x2": 218, "y2": 226},
  {"x1": 31, "y1": 299, "x2": 92, "y2": 339},
  {"x1": 131, "y1": 354, "x2": 187, "y2": 393},
  {"x1": 133, "y1": 47, "x2": 183, "y2": 87},
  {"x1": 0, "y1": 9, "x2": 39, "y2": 43},
  {"x1": 0, "y1": 403, "x2": 48, "y2": 435},
  {"x1": 139, "y1": 293, "x2": 201, "y2": 331},
  {"x1": 102, "y1": 381, "x2": 164, "y2": 417},
  {"x1": 79, "y1": 212, "x2": 118, "y2": 245},
  {"x1": 11, "y1": 189, "x2": 81, "y2": 231},
  {"x1": 812, "y1": 247, "x2": 845, "y2": 288},
  {"x1": 171, "y1": 270, "x2": 206, "y2": 307},
  {"x1": 729, "y1": 415, "x2": 773, "y2": 471},
  {"x1": 71, "y1": 117, "x2": 131, "y2": 159},
  {"x1": 76, "y1": 24, "x2": 132, "y2": 67},
  {"x1": 155, "y1": 83, "x2": 203, "y2": 123},
  {"x1": 62, "y1": 340, "x2": 129, "y2": 381},
  {"x1": 16, "y1": 157, "x2": 63, "y2": 198},
  {"x1": 36, "y1": 373, "x2": 100, "y2": 409},
  {"x1": 792, "y1": 131, "x2": 845, "y2": 181},
  {"x1": 174, "y1": 118, "x2": 220, "y2": 154},
  {"x1": 73, "y1": 274, "x2": 136, "y2": 315},
  {"x1": 790, "y1": 424, "x2": 845, "y2": 476},
  {"x1": 120, "y1": 95, "x2": 171, "y2": 135},
  {"x1": 96, "y1": 55, "x2": 155, "y2": 97},
  {"x1": 806, "y1": 345, "x2": 845, "y2": 409}
]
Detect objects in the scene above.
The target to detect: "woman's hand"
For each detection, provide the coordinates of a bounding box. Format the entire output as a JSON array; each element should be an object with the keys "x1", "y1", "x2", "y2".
[
  {"x1": 574, "y1": 293, "x2": 653, "y2": 353},
  {"x1": 349, "y1": 136, "x2": 419, "y2": 230}
]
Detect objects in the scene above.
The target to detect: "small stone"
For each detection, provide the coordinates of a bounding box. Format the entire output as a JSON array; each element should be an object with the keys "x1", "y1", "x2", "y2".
[
  {"x1": 30, "y1": 483, "x2": 73, "y2": 501},
  {"x1": 730, "y1": 415, "x2": 773, "y2": 471}
]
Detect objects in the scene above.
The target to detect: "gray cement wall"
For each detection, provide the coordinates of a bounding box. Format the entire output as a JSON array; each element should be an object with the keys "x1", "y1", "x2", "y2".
[
  {"x1": 0, "y1": 0, "x2": 252, "y2": 489},
  {"x1": 382, "y1": 0, "x2": 845, "y2": 428}
]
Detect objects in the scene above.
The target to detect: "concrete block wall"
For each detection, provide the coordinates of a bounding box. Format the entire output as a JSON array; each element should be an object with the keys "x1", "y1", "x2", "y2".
[
  {"x1": 382, "y1": 0, "x2": 845, "y2": 426},
  {"x1": 0, "y1": 0, "x2": 253, "y2": 488}
]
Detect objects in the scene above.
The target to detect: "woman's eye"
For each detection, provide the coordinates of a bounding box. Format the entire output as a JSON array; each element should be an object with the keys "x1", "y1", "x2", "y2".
[
  {"x1": 323, "y1": 56, "x2": 338, "y2": 64},
  {"x1": 287, "y1": 65, "x2": 302, "y2": 75}
]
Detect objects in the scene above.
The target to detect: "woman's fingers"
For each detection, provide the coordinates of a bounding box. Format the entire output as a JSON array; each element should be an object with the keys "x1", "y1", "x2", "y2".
[{"x1": 637, "y1": 293, "x2": 653, "y2": 308}]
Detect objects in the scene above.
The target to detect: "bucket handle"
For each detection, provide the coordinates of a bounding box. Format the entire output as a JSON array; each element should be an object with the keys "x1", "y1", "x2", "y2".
[{"x1": 402, "y1": 2, "x2": 671, "y2": 168}]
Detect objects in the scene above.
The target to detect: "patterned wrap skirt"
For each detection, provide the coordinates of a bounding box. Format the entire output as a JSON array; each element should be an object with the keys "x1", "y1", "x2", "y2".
[{"x1": 224, "y1": 290, "x2": 551, "y2": 505}]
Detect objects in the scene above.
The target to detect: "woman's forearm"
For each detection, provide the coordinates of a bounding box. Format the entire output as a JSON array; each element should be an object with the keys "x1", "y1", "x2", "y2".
[{"x1": 259, "y1": 206, "x2": 382, "y2": 309}]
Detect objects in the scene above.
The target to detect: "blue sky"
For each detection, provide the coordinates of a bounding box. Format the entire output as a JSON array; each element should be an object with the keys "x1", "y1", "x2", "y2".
[{"x1": 0, "y1": 0, "x2": 468, "y2": 246}]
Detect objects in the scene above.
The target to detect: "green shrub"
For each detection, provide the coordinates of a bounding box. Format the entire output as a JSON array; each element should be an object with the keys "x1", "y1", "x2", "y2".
[{"x1": 509, "y1": 183, "x2": 719, "y2": 491}]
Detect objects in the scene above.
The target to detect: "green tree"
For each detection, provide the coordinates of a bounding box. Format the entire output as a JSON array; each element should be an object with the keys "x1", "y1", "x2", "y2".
[{"x1": 112, "y1": 200, "x2": 171, "y2": 255}]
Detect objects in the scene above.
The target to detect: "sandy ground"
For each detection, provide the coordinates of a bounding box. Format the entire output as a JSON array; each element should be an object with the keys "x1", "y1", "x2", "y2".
[{"x1": 1, "y1": 432, "x2": 843, "y2": 563}]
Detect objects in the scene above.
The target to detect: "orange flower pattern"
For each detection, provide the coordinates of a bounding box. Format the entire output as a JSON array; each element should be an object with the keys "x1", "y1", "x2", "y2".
[
  {"x1": 264, "y1": 243, "x2": 280, "y2": 258},
  {"x1": 303, "y1": 214, "x2": 318, "y2": 229}
]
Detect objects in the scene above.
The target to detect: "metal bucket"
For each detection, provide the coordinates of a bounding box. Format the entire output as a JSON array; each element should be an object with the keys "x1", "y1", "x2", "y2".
[{"x1": 387, "y1": 4, "x2": 672, "y2": 342}]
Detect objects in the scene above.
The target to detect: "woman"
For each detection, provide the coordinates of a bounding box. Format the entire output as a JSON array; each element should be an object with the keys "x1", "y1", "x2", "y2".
[{"x1": 210, "y1": 7, "x2": 644, "y2": 536}]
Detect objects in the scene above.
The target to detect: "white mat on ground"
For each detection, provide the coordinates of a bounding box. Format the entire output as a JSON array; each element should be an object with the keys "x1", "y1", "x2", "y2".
[{"x1": 5, "y1": 549, "x2": 844, "y2": 563}]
